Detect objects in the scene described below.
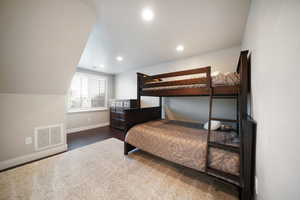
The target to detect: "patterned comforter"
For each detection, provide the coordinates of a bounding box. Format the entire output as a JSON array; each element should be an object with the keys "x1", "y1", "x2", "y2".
[{"x1": 125, "y1": 120, "x2": 239, "y2": 176}]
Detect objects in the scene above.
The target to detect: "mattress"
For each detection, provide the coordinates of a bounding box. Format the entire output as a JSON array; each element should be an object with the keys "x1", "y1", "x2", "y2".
[
  {"x1": 142, "y1": 72, "x2": 240, "y2": 91},
  {"x1": 125, "y1": 120, "x2": 240, "y2": 177}
]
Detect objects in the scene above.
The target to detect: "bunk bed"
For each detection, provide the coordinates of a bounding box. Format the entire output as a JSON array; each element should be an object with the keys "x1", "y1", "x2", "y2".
[{"x1": 123, "y1": 51, "x2": 256, "y2": 200}]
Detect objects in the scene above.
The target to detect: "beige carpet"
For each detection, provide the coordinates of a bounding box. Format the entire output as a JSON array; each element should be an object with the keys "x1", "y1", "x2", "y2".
[{"x1": 0, "y1": 138, "x2": 238, "y2": 200}]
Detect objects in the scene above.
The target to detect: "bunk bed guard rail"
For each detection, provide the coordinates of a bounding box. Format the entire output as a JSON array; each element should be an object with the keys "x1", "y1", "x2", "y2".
[{"x1": 137, "y1": 66, "x2": 212, "y2": 105}]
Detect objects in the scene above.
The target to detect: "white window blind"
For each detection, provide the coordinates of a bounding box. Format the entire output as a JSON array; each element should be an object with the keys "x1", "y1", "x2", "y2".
[{"x1": 68, "y1": 72, "x2": 107, "y2": 112}]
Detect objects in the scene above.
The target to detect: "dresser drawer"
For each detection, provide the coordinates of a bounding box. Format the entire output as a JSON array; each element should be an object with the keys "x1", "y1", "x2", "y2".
[
  {"x1": 110, "y1": 118, "x2": 126, "y2": 130},
  {"x1": 111, "y1": 112, "x2": 124, "y2": 120},
  {"x1": 110, "y1": 99, "x2": 138, "y2": 131},
  {"x1": 118, "y1": 120, "x2": 126, "y2": 130}
]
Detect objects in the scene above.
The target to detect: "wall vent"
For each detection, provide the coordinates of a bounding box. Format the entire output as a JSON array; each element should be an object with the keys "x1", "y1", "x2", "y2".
[{"x1": 34, "y1": 124, "x2": 64, "y2": 151}]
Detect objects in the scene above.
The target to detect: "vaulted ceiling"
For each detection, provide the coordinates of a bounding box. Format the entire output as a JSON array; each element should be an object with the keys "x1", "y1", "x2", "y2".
[
  {"x1": 0, "y1": 0, "x2": 95, "y2": 94},
  {"x1": 79, "y1": 0, "x2": 251, "y2": 74}
]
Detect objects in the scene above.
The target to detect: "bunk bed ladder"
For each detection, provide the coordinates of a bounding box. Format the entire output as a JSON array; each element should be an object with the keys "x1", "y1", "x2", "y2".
[
  {"x1": 205, "y1": 51, "x2": 250, "y2": 192},
  {"x1": 205, "y1": 90, "x2": 241, "y2": 185}
]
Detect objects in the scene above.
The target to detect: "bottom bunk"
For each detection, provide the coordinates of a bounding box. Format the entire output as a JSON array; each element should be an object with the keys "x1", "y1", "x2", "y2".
[{"x1": 125, "y1": 119, "x2": 240, "y2": 185}]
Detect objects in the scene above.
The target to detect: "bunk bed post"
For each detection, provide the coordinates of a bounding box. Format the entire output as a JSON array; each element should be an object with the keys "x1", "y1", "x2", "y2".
[
  {"x1": 240, "y1": 117, "x2": 256, "y2": 200},
  {"x1": 159, "y1": 97, "x2": 162, "y2": 107},
  {"x1": 159, "y1": 97, "x2": 163, "y2": 118},
  {"x1": 137, "y1": 73, "x2": 143, "y2": 108},
  {"x1": 239, "y1": 50, "x2": 249, "y2": 119},
  {"x1": 124, "y1": 142, "x2": 136, "y2": 155},
  {"x1": 205, "y1": 66, "x2": 213, "y2": 172},
  {"x1": 206, "y1": 66, "x2": 212, "y2": 88},
  {"x1": 238, "y1": 50, "x2": 256, "y2": 200}
]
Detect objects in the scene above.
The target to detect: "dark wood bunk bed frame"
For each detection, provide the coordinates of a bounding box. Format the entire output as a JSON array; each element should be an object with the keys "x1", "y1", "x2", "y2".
[{"x1": 123, "y1": 50, "x2": 256, "y2": 200}]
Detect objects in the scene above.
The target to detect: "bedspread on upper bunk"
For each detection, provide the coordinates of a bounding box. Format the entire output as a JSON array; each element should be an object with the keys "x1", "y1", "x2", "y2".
[
  {"x1": 125, "y1": 120, "x2": 239, "y2": 176},
  {"x1": 142, "y1": 72, "x2": 240, "y2": 91}
]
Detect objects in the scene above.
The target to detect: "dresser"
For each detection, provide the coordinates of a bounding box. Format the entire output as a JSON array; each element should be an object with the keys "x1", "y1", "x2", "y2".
[{"x1": 110, "y1": 99, "x2": 138, "y2": 131}]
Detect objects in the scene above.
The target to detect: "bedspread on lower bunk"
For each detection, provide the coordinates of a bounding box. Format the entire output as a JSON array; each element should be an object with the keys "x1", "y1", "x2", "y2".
[{"x1": 125, "y1": 120, "x2": 239, "y2": 176}]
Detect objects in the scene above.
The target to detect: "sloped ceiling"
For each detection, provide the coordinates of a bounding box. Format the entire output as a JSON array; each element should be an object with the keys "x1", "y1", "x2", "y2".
[
  {"x1": 79, "y1": 0, "x2": 250, "y2": 74},
  {"x1": 0, "y1": 0, "x2": 96, "y2": 94}
]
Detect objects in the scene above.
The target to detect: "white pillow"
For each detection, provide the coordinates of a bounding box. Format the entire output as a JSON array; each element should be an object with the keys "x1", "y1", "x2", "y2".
[
  {"x1": 211, "y1": 71, "x2": 220, "y2": 76},
  {"x1": 204, "y1": 120, "x2": 221, "y2": 130}
]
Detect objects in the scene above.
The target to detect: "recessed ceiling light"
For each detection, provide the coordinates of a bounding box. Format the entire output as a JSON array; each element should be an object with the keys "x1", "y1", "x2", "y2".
[
  {"x1": 142, "y1": 8, "x2": 154, "y2": 21},
  {"x1": 176, "y1": 45, "x2": 184, "y2": 52},
  {"x1": 100, "y1": 64, "x2": 104, "y2": 68},
  {"x1": 116, "y1": 56, "x2": 123, "y2": 62}
]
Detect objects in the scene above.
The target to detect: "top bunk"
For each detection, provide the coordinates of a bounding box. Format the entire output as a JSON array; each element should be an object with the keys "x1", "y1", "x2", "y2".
[{"x1": 137, "y1": 50, "x2": 249, "y2": 97}]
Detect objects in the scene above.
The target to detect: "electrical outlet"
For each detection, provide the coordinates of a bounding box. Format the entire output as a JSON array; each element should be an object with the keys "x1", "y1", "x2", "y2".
[
  {"x1": 255, "y1": 176, "x2": 258, "y2": 195},
  {"x1": 25, "y1": 137, "x2": 32, "y2": 145}
]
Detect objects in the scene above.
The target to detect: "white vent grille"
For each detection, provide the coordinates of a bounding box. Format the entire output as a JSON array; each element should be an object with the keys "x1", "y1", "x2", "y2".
[{"x1": 34, "y1": 124, "x2": 64, "y2": 151}]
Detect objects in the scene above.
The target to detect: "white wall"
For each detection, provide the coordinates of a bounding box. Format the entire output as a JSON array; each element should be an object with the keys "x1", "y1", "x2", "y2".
[
  {"x1": 66, "y1": 68, "x2": 114, "y2": 133},
  {"x1": 66, "y1": 111, "x2": 110, "y2": 132},
  {"x1": 115, "y1": 46, "x2": 241, "y2": 122},
  {"x1": 0, "y1": 0, "x2": 95, "y2": 169},
  {"x1": 242, "y1": 0, "x2": 300, "y2": 199},
  {"x1": 0, "y1": 94, "x2": 66, "y2": 161},
  {"x1": 0, "y1": 0, "x2": 95, "y2": 95}
]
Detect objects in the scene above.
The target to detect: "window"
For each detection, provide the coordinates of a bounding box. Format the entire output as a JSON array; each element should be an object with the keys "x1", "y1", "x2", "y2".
[{"x1": 68, "y1": 72, "x2": 107, "y2": 112}]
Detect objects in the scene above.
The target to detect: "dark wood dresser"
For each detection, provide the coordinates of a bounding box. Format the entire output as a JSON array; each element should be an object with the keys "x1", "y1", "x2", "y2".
[{"x1": 110, "y1": 99, "x2": 138, "y2": 131}]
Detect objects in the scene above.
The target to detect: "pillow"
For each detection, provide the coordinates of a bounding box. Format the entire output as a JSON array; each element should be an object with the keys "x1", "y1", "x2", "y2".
[{"x1": 204, "y1": 120, "x2": 221, "y2": 130}]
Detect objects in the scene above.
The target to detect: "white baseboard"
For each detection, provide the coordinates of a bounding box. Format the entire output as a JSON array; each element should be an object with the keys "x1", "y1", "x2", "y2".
[
  {"x1": 66, "y1": 122, "x2": 110, "y2": 134},
  {"x1": 0, "y1": 144, "x2": 68, "y2": 171}
]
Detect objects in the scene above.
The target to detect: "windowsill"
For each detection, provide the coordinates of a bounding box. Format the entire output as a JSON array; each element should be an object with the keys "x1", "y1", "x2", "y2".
[{"x1": 67, "y1": 107, "x2": 108, "y2": 114}]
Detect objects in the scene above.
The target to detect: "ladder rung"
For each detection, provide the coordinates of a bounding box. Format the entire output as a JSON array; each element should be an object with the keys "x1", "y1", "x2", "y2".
[
  {"x1": 208, "y1": 142, "x2": 240, "y2": 153},
  {"x1": 210, "y1": 118, "x2": 238, "y2": 123},
  {"x1": 206, "y1": 167, "x2": 240, "y2": 185}
]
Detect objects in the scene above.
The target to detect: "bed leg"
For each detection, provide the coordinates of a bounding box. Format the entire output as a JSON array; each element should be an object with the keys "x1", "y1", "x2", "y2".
[
  {"x1": 239, "y1": 187, "x2": 251, "y2": 200},
  {"x1": 124, "y1": 142, "x2": 136, "y2": 155}
]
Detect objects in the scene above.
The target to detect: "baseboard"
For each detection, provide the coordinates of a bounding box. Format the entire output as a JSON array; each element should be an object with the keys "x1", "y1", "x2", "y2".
[
  {"x1": 66, "y1": 122, "x2": 110, "y2": 134},
  {"x1": 0, "y1": 144, "x2": 68, "y2": 171}
]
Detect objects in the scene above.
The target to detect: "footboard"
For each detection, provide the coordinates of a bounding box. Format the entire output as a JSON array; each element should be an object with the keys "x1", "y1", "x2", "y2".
[
  {"x1": 123, "y1": 106, "x2": 161, "y2": 132},
  {"x1": 123, "y1": 106, "x2": 161, "y2": 155},
  {"x1": 240, "y1": 116, "x2": 257, "y2": 200}
]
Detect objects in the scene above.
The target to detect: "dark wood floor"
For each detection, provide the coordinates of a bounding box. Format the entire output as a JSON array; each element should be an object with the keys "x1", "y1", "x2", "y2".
[{"x1": 67, "y1": 126, "x2": 125, "y2": 151}]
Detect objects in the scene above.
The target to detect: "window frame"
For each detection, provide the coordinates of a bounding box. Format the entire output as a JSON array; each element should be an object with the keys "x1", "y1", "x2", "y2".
[{"x1": 67, "y1": 72, "x2": 109, "y2": 113}]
